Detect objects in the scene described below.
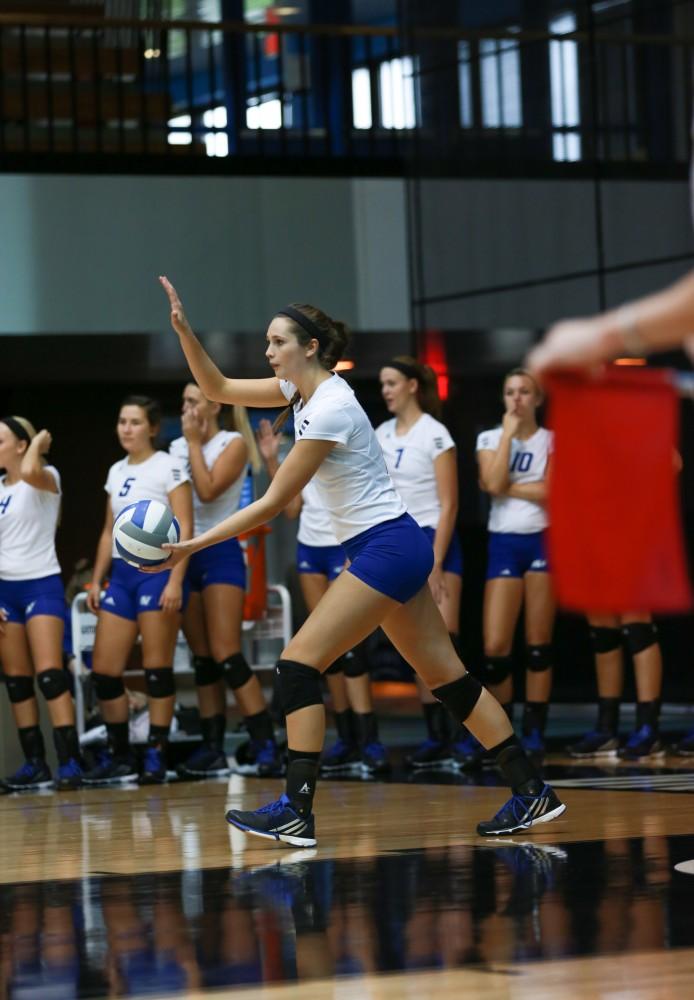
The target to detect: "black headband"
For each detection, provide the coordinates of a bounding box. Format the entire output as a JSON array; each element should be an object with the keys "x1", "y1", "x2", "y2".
[
  {"x1": 384, "y1": 359, "x2": 420, "y2": 380},
  {"x1": 0, "y1": 416, "x2": 31, "y2": 444},
  {"x1": 276, "y1": 306, "x2": 328, "y2": 350}
]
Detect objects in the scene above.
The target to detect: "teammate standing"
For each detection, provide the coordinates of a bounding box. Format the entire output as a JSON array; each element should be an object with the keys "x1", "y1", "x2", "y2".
[
  {"x1": 0, "y1": 417, "x2": 83, "y2": 790},
  {"x1": 375, "y1": 358, "x2": 463, "y2": 770},
  {"x1": 476, "y1": 369, "x2": 555, "y2": 761},
  {"x1": 158, "y1": 277, "x2": 565, "y2": 844},
  {"x1": 82, "y1": 396, "x2": 193, "y2": 785},
  {"x1": 170, "y1": 384, "x2": 282, "y2": 778}
]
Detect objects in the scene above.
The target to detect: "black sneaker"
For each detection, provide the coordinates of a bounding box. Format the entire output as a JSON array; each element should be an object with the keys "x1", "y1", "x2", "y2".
[
  {"x1": 405, "y1": 738, "x2": 454, "y2": 771},
  {"x1": 55, "y1": 758, "x2": 84, "y2": 791},
  {"x1": 320, "y1": 738, "x2": 362, "y2": 774},
  {"x1": 226, "y1": 794, "x2": 316, "y2": 847},
  {"x1": 139, "y1": 745, "x2": 168, "y2": 785},
  {"x1": 231, "y1": 739, "x2": 284, "y2": 777},
  {"x1": 451, "y1": 733, "x2": 493, "y2": 770},
  {"x1": 178, "y1": 744, "x2": 230, "y2": 779},
  {"x1": 477, "y1": 785, "x2": 566, "y2": 836},
  {"x1": 361, "y1": 741, "x2": 392, "y2": 775},
  {"x1": 83, "y1": 750, "x2": 138, "y2": 786},
  {"x1": 617, "y1": 724, "x2": 665, "y2": 761},
  {"x1": 671, "y1": 726, "x2": 694, "y2": 757},
  {"x1": 567, "y1": 730, "x2": 620, "y2": 759},
  {"x1": 4, "y1": 758, "x2": 53, "y2": 791}
]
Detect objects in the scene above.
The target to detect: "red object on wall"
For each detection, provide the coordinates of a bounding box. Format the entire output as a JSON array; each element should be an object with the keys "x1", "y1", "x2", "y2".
[
  {"x1": 263, "y1": 8, "x2": 280, "y2": 58},
  {"x1": 239, "y1": 525, "x2": 271, "y2": 620},
  {"x1": 420, "y1": 329, "x2": 449, "y2": 401},
  {"x1": 546, "y1": 368, "x2": 692, "y2": 614}
]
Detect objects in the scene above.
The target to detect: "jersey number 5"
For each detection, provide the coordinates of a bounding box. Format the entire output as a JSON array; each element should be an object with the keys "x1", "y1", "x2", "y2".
[{"x1": 118, "y1": 477, "x2": 136, "y2": 497}]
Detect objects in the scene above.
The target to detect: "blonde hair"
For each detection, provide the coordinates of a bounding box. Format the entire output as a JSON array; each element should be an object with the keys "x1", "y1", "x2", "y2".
[
  {"x1": 230, "y1": 405, "x2": 262, "y2": 473},
  {"x1": 8, "y1": 416, "x2": 37, "y2": 441},
  {"x1": 503, "y1": 367, "x2": 543, "y2": 402}
]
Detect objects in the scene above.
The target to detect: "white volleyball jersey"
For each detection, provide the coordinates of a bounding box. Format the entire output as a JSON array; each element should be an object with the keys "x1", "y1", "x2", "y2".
[
  {"x1": 376, "y1": 414, "x2": 455, "y2": 529},
  {"x1": 105, "y1": 451, "x2": 189, "y2": 556},
  {"x1": 279, "y1": 374, "x2": 406, "y2": 544},
  {"x1": 0, "y1": 467, "x2": 62, "y2": 580},
  {"x1": 169, "y1": 431, "x2": 245, "y2": 535},
  {"x1": 476, "y1": 426, "x2": 552, "y2": 534},
  {"x1": 297, "y1": 480, "x2": 341, "y2": 547}
]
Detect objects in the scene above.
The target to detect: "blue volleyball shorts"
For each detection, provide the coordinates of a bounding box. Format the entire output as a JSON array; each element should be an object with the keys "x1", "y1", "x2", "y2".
[
  {"x1": 100, "y1": 559, "x2": 190, "y2": 621},
  {"x1": 421, "y1": 526, "x2": 463, "y2": 577},
  {"x1": 0, "y1": 574, "x2": 65, "y2": 624},
  {"x1": 296, "y1": 542, "x2": 347, "y2": 581},
  {"x1": 486, "y1": 531, "x2": 549, "y2": 580},
  {"x1": 187, "y1": 538, "x2": 246, "y2": 593},
  {"x1": 343, "y1": 513, "x2": 435, "y2": 604}
]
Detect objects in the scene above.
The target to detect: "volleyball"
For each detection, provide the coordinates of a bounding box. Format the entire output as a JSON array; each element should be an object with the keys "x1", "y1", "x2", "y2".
[{"x1": 112, "y1": 499, "x2": 180, "y2": 569}]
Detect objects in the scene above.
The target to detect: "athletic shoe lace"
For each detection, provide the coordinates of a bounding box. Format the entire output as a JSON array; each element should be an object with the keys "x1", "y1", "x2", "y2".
[
  {"x1": 255, "y1": 794, "x2": 291, "y2": 817},
  {"x1": 493, "y1": 792, "x2": 541, "y2": 830}
]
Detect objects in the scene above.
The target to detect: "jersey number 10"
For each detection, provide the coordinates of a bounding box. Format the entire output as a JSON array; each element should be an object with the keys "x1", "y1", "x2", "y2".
[{"x1": 510, "y1": 452, "x2": 532, "y2": 473}]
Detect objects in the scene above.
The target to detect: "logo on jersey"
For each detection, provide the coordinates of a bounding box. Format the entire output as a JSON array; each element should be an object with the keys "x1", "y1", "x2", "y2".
[
  {"x1": 434, "y1": 437, "x2": 444, "y2": 449},
  {"x1": 172, "y1": 468, "x2": 182, "y2": 481},
  {"x1": 297, "y1": 418, "x2": 311, "y2": 438}
]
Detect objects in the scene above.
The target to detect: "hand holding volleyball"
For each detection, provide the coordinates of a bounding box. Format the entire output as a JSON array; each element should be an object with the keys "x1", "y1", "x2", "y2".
[{"x1": 159, "y1": 275, "x2": 193, "y2": 338}]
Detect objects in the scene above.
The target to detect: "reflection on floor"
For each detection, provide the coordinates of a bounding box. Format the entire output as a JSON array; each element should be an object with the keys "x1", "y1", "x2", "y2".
[{"x1": 2, "y1": 833, "x2": 694, "y2": 998}]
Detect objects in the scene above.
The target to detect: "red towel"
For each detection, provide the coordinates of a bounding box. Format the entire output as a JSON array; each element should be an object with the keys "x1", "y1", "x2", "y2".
[{"x1": 546, "y1": 368, "x2": 692, "y2": 613}]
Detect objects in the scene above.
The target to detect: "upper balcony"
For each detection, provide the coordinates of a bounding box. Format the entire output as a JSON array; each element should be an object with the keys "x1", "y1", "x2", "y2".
[{"x1": 0, "y1": 6, "x2": 691, "y2": 177}]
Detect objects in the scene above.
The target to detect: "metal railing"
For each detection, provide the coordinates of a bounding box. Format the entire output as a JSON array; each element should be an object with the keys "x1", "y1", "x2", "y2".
[{"x1": 0, "y1": 13, "x2": 691, "y2": 172}]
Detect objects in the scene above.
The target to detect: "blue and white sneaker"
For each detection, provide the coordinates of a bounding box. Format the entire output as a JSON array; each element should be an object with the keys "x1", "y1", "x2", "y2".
[
  {"x1": 405, "y1": 738, "x2": 454, "y2": 771},
  {"x1": 567, "y1": 730, "x2": 619, "y2": 759},
  {"x1": 55, "y1": 758, "x2": 84, "y2": 791},
  {"x1": 3, "y1": 758, "x2": 53, "y2": 791},
  {"x1": 477, "y1": 785, "x2": 566, "y2": 836},
  {"x1": 178, "y1": 744, "x2": 230, "y2": 779},
  {"x1": 321, "y1": 738, "x2": 362, "y2": 774},
  {"x1": 617, "y1": 724, "x2": 665, "y2": 761},
  {"x1": 361, "y1": 741, "x2": 391, "y2": 775},
  {"x1": 231, "y1": 739, "x2": 284, "y2": 777},
  {"x1": 139, "y1": 746, "x2": 168, "y2": 785},
  {"x1": 452, "y1": 733, "x2": 494, "y2": 770},
  {"x1": 226, "y1": 794, "x2": 316, "y2": 847},
  {"x1": 82, "y1": 750, "x2": 138, "y2": 786}
]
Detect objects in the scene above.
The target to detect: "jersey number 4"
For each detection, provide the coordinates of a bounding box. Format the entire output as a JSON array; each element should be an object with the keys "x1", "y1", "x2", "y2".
[
  {"x1": 118, "y1": 477, "x2": 136, "y2": 497},
  {"x1": 0, "y1": 496, "x2": 11, "y2": 514},
  {"x1": 510, "y1": 452, "x2": 533, "y2": 473}
]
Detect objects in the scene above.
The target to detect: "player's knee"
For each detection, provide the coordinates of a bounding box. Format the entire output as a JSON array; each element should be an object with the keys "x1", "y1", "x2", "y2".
[
  {"x1": 144, "y1": 667, "x2": 175, "y2": 699},
  {"x1": 526, "y1": 644, "x2": 553, "y2": 673},
  {"x1": 36, "y1": 668, "x2": 70, "y2": 701},
  {"x1": 483, "y1": 655, "x2": 513, "y2": 686},
  {"x1": 93, "y1": 672, "x2": 126, "y2": 702},
  {"x1": 589, "y1": 626, "x2": 622, "y2": 655},
  {"x1": 342, "y1": 648, "x2": 368, "y2": 678},
  {"x1": 221, "y1": 653, "x2": 253, "y2": 690},
  {"x1": 324, "y1": 658, "x2": 343, "y2": 676},
  {"x1": 276, "y1": 659, "x2": 323, "y2": 715},
  {"x1": 5, "y1": 674, "x2": 35, "y2": 704},
  {"x1": 622, "y1": 621, "x2": 658, "y2": 656},
  {"x1": 192, "y1": 655, "x2": 223, "y2": 687},
  {"x1": 432, "y1": 672, "x2": 483, "y2": 723}
]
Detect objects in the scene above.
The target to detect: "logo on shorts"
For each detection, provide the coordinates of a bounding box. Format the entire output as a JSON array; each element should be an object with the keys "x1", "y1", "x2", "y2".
[
  {"x1": 500, "y1": 568, "x2": 512, "y2": 576},
  {"x1": 25, "y1": 601, "x2": 36, "y2": 614},
  {"x1": 139, "y1": 596, "x2": 152, "y2": 607},
  {"x1": 103, "y1": 595, "x2": 115, "y2": 605},
  {"x1": 332, "y1": 566, "x2": 344, "y2": 575},
  {"x1": 299, "y1": 561, "x2": 312, "y2": 570},
  {"x1": 530, "y1": 559, "x2": 547, "y2": 570}
]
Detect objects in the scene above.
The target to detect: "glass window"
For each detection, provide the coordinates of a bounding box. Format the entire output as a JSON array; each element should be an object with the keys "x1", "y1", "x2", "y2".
[
  {"x1": 550, "y1": 13, "x2": 581, "y2": 161},
  {"x1": 480, "y1": 37, "x2": 522, "y2": 128}
]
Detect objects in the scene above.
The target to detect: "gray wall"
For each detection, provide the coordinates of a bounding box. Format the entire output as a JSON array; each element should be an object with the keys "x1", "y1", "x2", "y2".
[{"x1": 0, "y1": 174, "x2": 410, "y2": 336}]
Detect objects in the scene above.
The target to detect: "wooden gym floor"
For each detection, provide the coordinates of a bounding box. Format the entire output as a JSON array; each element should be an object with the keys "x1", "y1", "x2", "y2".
[{"x1": 2, "y1": 741, "x2": 694, "y2": 1000}]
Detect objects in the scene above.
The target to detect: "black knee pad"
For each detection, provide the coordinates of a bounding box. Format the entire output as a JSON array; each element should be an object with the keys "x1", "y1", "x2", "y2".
[
  {"x1": 36, "y1": 668, "x2": 70, "y2": 701},
  {"x1": 324, "y1": 658, "x2": 344, "y2": 676},
  {"x1": 483, "y1": 655, "x2": 513, "y2": 686},
  {"x1": 222, "y1": 653, "x2": 253, "y2": 691},
  {"x1": 144, "y1": 667, "x2": 175, "y2": 699},
  {"x1": 5, "y1": 675, "x2": 35, "y2": 704},
  {"x1": 589, "y1": 626, "x2": 622, "y2": 654},
  {"x1": 342, "y1": 648, "x2": 368, "y2": 679},
  {"x1": 93, "y1": 672, "x2": 125, "y2": 701},
  {"x1": 193, "y1": 655, "x2": 223, "y2": 687},
  {"x1": 433, "y1": 672, "x2": 483, "y2": 724},
  {"x1": 622, "y1": 621, "x2": 658, "y2": 656},
  {"x1": 276, "y1": 659, "x2": 323, "y2": 716},
  {"x1": 526, "y1": 644, "x2": 553, "y2": 673}
]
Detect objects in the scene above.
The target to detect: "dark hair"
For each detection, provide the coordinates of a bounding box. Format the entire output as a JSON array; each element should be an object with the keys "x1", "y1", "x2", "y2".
[
  {"x1": 272, "y1": 304, "x2": 350, "y2": 432},
  {"x1": 120, "y1": 395, "x2": 162, "y2": 440},
  {"x1": 384, "y1": 355, "x2": 442, "y2": 420}
]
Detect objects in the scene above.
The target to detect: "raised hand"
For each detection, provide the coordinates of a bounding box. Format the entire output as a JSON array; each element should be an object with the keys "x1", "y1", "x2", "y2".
[
  {"x1": 256, "y1": 418, "x2": 280, "y2": 463},
  {"x1": 181, "y1": 409, "x2": 206, "y2": 444},
  {"x1": 33, "y1": 429, "x2": 52, "y2": 455},
  {"x1": 159, "y1": 276, "x2": 193, "y2": 338}
]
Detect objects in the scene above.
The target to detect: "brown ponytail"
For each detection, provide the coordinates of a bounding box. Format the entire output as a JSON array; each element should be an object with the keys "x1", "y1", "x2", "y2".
[{"x1": 389, "y1": 355, "x2": 442, "y2": 420}]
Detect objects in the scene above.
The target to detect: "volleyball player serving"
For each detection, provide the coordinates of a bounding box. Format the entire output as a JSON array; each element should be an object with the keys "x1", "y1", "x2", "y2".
[{"x1": 159, "y1": 276, "x2": 566, "y2": 844}]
